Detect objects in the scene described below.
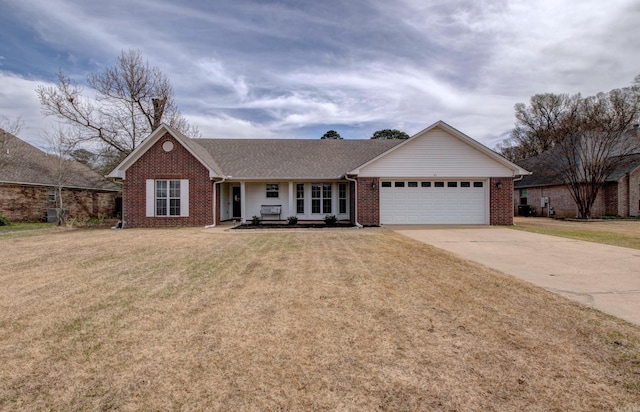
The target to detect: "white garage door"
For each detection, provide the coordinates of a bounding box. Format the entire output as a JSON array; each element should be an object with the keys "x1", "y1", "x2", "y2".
[{"x1": 380, "y1": 180, "x2": 487, "y2": 224}]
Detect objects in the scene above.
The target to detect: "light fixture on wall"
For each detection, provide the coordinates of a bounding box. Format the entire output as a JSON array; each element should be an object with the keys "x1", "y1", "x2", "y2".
[
  {"x1": 371, "y1": 181, "x2": 376, "y2": 189},
  {"x1": 495, "y1": 181, "x2": 503, "y2": 189}
]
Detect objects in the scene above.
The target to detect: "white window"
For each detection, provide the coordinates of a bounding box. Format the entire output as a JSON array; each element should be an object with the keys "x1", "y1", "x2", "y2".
[
  {"x1": 266, "y1": 183, "x2": 279, "y2": 198},
  {"x1": 146, "y1": 179, "x2": 189, "y2": 217},
  {"x1": 339, "y1": 183, "x2": 347, "y2": 214},
  {"x1": 48, "y1": 188, "x2": 56, "y2": 202},
  {"x1": 296, "y1": 183, "x2": 304, "y2": 214},
  {"x1": 311, "y1": 183, "x2": 332, "y2": 214}
]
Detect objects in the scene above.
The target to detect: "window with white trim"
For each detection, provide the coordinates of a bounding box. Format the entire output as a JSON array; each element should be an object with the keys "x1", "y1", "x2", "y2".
[
  {"x1": 146, "y1": 179, "x2": 189, "y2": 217},
  {"x1": 266, "y1": 183, "x2": 279, "y2": 198},
  {"x1": 156, "y1": 180, "x2": 181, "y2": 216},
  {"x1": 339, "y1": 183, "x2": 347, "y2": 214},
  {"x1": 311, "y1": 183, "x2": 332, "y2": 214},
  {"x1": 296, "y1": 183, "x2": 304, "y2": 214}
]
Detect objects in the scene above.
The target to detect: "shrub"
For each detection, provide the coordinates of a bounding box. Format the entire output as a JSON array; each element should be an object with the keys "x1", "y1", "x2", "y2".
[
  {"x1": 324, "y1": 214, "x2": 337, "y2": 226},
  {"x1": 287, "y1": 216, "x2": 298, "y2": 225},
  {"x1": 251, "y1": 215, "x2": 262, "y2": 226},
  {"x1": 0, "y1": 215, "x2": 10, "y2": 226}
]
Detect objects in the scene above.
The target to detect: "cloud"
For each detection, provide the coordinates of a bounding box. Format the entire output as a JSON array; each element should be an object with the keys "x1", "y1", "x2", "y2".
[
  {"x1": 0, "y1": 71, "x2": 56, "y2": 147},
  {"x1": 2, "y1": 0, "x2": 640, "y2": 149}
]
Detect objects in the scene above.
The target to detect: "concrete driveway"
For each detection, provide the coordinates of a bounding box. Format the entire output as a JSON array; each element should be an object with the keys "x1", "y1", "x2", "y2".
[{"x1": 389, "y1": 225, "x2": 640, "y2": 326}]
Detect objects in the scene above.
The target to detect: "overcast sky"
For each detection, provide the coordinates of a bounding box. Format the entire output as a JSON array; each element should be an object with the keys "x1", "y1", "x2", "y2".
[{"x1": 1, "y1": 0, "x2": 639, "y2": 149}]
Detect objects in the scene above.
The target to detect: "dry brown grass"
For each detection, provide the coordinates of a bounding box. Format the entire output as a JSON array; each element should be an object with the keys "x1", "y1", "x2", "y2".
[{"x1": 1, "y1": 226, "x2": 640, "y2": 411}]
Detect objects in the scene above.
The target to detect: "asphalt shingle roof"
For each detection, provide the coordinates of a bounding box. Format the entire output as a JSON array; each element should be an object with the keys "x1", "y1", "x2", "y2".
[
  {"x1": 515, "y1": 151, "x2": 640, "y2": 188},
  {"x1": 191, "y1": 138, "x2": 404, "y2": 179},
  {"x1": 0, "y1": 129, "x2": 120, "y2": 191}
]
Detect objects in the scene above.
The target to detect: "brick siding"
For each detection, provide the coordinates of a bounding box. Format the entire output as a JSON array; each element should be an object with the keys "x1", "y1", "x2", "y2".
[
  {"x1": 514, "y1": 173, "x2": 640, "y2": 218},
  {"x1": 0, "y1": 183, "x2": 117, "y2": 222},
  {"x1": 490, "y1": 177, "x2": 514, "y2": 225},
  {"x1": 357, "y1": 177, "x2": 379, "y2": 226},
  {"x1": 123, "y1": 133, "x2": 213, "y2": 227}
]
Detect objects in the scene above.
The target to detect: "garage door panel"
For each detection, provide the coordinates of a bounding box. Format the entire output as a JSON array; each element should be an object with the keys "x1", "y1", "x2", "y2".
[{"x1": 380, "y1": 180, "x2": 486, "y2": 225}]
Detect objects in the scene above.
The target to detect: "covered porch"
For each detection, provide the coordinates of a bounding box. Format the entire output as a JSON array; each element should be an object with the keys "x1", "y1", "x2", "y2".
[{"x1": 216, "y1": 180, "x2": 353, "y2": 224}]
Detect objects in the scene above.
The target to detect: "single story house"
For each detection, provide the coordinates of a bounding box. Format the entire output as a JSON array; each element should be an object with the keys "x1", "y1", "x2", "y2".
[
  {"x1": 107, "y1": 121, "x2": 529, "y2": 227},
  {"x1": 514, "y1": 151, "x2": 640, "y2": 218},
  {"x1": 0, "y1": 128, "x2": 120, "y2": 222}
]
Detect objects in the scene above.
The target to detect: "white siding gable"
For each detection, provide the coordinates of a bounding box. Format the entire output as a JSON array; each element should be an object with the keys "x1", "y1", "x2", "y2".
[{"x1": 359, "y1": 127, "x2": 514, "y2": 178}]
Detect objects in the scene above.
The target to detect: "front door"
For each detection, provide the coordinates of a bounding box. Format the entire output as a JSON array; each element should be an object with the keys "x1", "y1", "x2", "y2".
[{"x1": 232, "y1": 186, "x2": 241, "y2": 218}]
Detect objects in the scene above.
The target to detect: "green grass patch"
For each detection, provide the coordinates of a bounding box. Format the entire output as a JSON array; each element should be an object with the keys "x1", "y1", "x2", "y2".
[{"x1": 511, "y1": 220, "x2": 640, "y2": 250}]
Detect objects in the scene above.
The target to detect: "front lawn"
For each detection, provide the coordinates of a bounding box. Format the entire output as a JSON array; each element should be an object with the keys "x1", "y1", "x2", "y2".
[
  {"x1": 1, "y1": 227, "x2": 639, "y2": 410},
  {"x1": 512, "y1": 217, "x2": 640, "y2": 250}
]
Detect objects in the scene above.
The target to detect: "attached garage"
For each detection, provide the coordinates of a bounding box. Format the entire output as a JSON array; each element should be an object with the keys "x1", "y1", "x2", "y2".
[
  {"x1": 380, "y1": 180, "x2": 487, "y2": 224},
  {"x1": 350, "y1": 121, "x2": 530, "y2": 225}
]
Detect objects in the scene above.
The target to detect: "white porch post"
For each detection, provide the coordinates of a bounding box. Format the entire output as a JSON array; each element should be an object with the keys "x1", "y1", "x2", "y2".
[
  {"x1": 240, "y1": 181, "x2": 247, "y2": 223},
  {"x1": 288, "y1": 182, "x2": 295, "y2": 217}
]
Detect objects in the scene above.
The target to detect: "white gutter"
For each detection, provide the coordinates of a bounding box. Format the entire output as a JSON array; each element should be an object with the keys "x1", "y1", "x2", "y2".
[
  {"x1": 345, "y1": 175, "x2": 363, "y2": 228},
  {"x1": 205, "y1": 176, "x2": 227, "y2": 228}
]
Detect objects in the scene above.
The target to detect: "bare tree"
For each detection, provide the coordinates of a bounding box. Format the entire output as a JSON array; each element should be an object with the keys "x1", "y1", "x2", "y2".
[
  {"x1": 497, "y1": 93, "x2": 574, "y2": 163},
  {"x1": 502, "y1": 82, "x2": 640, "y2": 219},
  {"x1": 43, "y1": 128, "x2": 77, "y2": 225},
  {"x1": 0, "y1": 115, "x2": 25, "y2": 173},
  {"x1": 37, "y1": 50, "x2": 199, "y2": 171}
]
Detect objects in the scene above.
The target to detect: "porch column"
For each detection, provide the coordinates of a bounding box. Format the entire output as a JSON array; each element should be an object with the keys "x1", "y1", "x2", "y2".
[
  {"x1": 240, "y1": 181, "x2": 246, "y2": 223},
  {"x1": 288, "y1": 182, "x2": 295, "y2": 217}
]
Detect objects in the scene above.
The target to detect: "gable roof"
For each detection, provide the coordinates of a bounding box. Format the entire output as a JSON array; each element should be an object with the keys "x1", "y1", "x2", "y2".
[
  {"x1": 515, "y1": 125, "x2": 640, "y2": 188},
  {"x1": 108, "y1": 124, "x2": 224, "y2": 179},
  {"x1": 0, "y1": 129, "x2": 120, "y2": 191},
  {"x1": 349, "y1": 120, "x2": 530, "y2": 176},
  {"x1": 108, "y1": 121, "x2": 528, "y2": 181},
  {"x1": 514, "y1": 150, "x2": 640, "y2": 189},
  {"x1": 108, "y1": 123, "x2": 403, "y2": 180}
]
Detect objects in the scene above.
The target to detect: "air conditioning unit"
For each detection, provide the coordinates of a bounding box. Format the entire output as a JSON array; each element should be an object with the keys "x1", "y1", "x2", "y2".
[{"x1": 47, "y1": 208, "x2": 67, "y2": 223}]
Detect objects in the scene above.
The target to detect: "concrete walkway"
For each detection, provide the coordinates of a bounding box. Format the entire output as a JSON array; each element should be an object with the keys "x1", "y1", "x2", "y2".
[{"x1": 389, "y1": 226, "x2": 640, "y2": 326}]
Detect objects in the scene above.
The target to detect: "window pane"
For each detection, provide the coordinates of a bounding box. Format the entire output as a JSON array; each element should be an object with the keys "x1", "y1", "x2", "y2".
[
  {"x1": 311, "y1": 184, "x2": 321, "y2": 199},
  {"x1": 381, "y1": 181, "x2": 392, "y2": 187},
  {"x1": 435, "y1": 182, "x2": 444, "y2": 187},
  {"x1": 408, "y1": 181, "x2": 418, "y2": 187},
  {"x1": 156, "y1": 199, "x2": 167, "y2": 216},
  {"x1": 323, "y1": 199, "x2": 332, "y2": 214},
  {"x1": 339, "y1": 183, "x2": 346, "y2": 198},
  {"x1": 156, "y1": 180, "x2": 167, "y2": 198},
  {"x1": 169, "y1": 180, "x2": 181, "y2": 198},
  {"x1": 266, "y1": 183, "x2": 279, "y2": 198},
  {"x1": 473, "y1": 182, "x2": 483, "y2": 188},
  {"x1": 394, "y1": 181, "x2": 405, "y2": 187},
  {"x1": 323, "y1": 183, "x2": 332, "y2": 198},
  {"x1": 339, "y1": 199, "x2": 347, "y2": 214},
  {"x1": 421, "y1": 182, "x2": 431, "y2": 187},
  {"x1": 297, "y1": 199, "x2": 305, "y2": 214},
  {"x1": 169, "y1": 199, "x2": 180, "y2": 216},
  {"x1": 448, "y1": 182, "x2": 457, "y2": 187},
  {"x1": 461, "y1": 182, "x2": 471, "y2": 188},
  {"x1": 312, "y1": 199, "x2": 320, "y2": 214}
]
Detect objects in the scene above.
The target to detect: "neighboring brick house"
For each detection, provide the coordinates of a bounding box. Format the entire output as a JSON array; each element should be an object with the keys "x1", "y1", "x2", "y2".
[
  {"x1": 108, "y1": 121, "x2": 529, "y2": 228},
  {"x1": 514, "y1": 151, "x2": 640, "y2": 218},
  {"x1": 0, "y1": 128, "x2": 120, "y2": 222}
]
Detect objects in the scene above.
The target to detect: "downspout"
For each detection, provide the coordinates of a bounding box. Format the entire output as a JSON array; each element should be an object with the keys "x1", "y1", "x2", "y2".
[
  {"x1": 345, "y1": 175, "x2": 363, "y2": 228},
  {"x1": 205, "y1": 176, "x2": 227, "y2": 228}
]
